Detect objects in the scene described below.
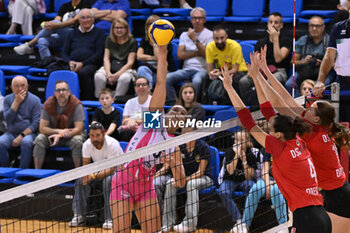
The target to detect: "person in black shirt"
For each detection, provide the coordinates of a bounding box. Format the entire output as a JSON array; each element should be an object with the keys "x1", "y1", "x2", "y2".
[
  {"x1": 162, "y1": 127, "x2": 213, "y2": 232},
  {"x1": 92, "y1": 88, "x2": 120, "y2": 139},
  {"x1": 238, "y1": 12, "x2": 292, "y2": 108},
  {"x1": 13, "y1": 0, "x2": 93, "y2": 58},
  {"x1": 217, "y1": 131, "x2": 257, "y2": 233},
  {"x1": 176, "y1": 83, "x2": 205, "y2": 121}
]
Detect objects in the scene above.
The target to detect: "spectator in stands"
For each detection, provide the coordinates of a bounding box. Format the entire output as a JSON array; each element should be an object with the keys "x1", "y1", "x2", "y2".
[
  {"x1": 119, "y1": 76, "x2": 151, "y2": 141},
  {"x1": 0, "y1": 93, "x2": 6, "y2": 135},
  {"x1": 92, "y1": 88, "x2": 120, "y2": 139},
  {"x1": 206, "y1": 24, "x2": 247, "y2": 104},
  {"x1": 69, "y1": 122, "x2": 123, "y2": 229},
  {"x1": 6, "y1": 0, "x2": 46, "y2": 35},
  {"x1": 285, "y1": 16, "x2": 335, "y2": 97},
  {"x1": 32, "y1": 80, "x2": 85, "y2": 169},
  {"x1": 300, "y1": 79, "x2": 315, "y2": 97},
  {"x1": 0, "y1": 76, "x2": 41, "y2": 168},
  {"x1": 162, "y1": 127, "x2": 213, "y2": 232},
  {"x1": 176, "y1": 83, "x2": 205, "y2": 121},
  {"x1": 137, "y1": 15, "x2": 174, "y2": 90},
  {"x1": 314, "y1": 0, "x2": 350, "y2": 122},
  {"x1": 92, "y1": 0, "x2": 130, "y2": 22},
  {"x1": 241, "y1": 150, "x2": 287, "y2": 233},
  {"x1": 94, "y1": 17, "x2": 137, "y2": 99},
  {"x1": 165, "y1": 7, "x2": 213, "y2": 105},
  {"x1": 13, "y1": 0, "x2": 93, "y2": 58},
  {"x1": 138, "y1": 0, "x2": 193, "y2": 8},
  {"x1": 217, "y1": 131, "x2": 257, "y2": 233},
  {"x1": 239, "y1": 12, "x2": 292, "y2": 107},
  {"x1": 62, "y1": 9, "x2": 105, "y2": 100}
]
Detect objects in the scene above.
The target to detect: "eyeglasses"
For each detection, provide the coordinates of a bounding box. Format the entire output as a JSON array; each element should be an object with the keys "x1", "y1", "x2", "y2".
[
  {"x1": 309, "y1": 24, "x2": 324, "y2": 28},
  {"x1": 135, "y1": 83, "x2": 148, "y2": 88},
  {"x1": 191, "y1": 16, "x2": 205, "y2": 21},
  {"x1": 80, "y1": 16, "x2": 93, "y2": 20},
  {"x1": 89, "y1": 122, "x2": 104, "y2": 130},
  {"x1": 55, "y1": 88, "x2": 69, "y2": 93}
]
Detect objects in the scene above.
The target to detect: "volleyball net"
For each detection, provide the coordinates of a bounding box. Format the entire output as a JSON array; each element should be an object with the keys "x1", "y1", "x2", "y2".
[{"x1": 0, "y1": 110, "x2": 291, "y2": 233}]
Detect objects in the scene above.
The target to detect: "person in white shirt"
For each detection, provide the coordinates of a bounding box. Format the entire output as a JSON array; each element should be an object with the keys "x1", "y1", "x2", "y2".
[
  {"x1": 119, "y1": 76, "x2": 151, "y2": 141},
  {"x1": 165, "y1": 7, "x2": 213, "y2": 105},
  {"x1": 69, "y1": 122, "x2": 123, "y2": 229}
]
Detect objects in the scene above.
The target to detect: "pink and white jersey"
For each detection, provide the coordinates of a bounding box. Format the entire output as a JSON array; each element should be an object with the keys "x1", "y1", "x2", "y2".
[{"x1": 122, "y1": 127, "x2": 174, "y2": 181}]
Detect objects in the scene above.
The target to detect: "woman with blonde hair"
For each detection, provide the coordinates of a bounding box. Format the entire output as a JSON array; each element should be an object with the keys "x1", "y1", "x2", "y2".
[
  {"x1": 94, "y1": 17, "x2": 137, "y2": 98},
  {"x1": 137, "y1": 14, "x2": 174, "y2": 90}
]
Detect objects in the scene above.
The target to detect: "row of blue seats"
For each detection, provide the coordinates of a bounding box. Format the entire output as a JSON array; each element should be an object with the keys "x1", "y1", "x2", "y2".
[{"x1": 0, "y1": 0, "x2": 338, "y2": 24}]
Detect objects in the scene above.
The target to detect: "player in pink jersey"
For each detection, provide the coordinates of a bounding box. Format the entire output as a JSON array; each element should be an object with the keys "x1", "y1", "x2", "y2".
[
  {"x1": 220, "y1": 60, "x2": 331, "y2": 233},
  {"x1": 249, "y1": 47, "x2": 350, "y2": 233},
  {"x1": 110, "y1": 45, "x2": 188, "y2": 233}
]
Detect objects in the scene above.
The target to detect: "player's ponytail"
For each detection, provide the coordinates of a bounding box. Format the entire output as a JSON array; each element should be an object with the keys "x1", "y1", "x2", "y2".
[
  {"x1": 273, "y1": 115, "x2": 311, "y2": 140},
  {"x1": 315, "y1": 101, "x2": 350, "y2": 147}
]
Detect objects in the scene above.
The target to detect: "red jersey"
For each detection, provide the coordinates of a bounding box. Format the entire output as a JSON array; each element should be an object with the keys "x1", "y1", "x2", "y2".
[
  {"x1": 302, "y1": 121, "x2": 345, "y2": 190},
  {"x1": 265, "y1": 135, "x2": 323, "y2": 212}
]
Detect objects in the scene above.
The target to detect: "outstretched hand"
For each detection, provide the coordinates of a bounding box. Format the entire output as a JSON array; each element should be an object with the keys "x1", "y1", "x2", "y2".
[
  {"x1": 220, "y1": 63, "x2": 233, "y2": 90},
  {"x1": 247, "y1": 52, "x2": 260, "y2": 79}
]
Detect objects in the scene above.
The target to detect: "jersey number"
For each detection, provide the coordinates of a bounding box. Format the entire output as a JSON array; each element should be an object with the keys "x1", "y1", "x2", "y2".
[{"x1": 307, "y1": 158, "x2": 317, "y2": 183}]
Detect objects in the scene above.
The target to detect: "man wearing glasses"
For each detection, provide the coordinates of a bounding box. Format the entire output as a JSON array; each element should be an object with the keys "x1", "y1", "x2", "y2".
[
  {"x1": 62, "y1": 8, "x2": 105, "y2": 100},
  {"x1": 0, "y1": 76, "x2": 41, "y2": 168},
  {"x1": 165, "y1": 7, "x2": 213, "y2": 105},
  {"x1": 285, "y1": 16, "x2": 334, "y2": 97},
  {"x1": 69, "y1": 122, "x2": 124, "y2": 229},
  {"x1": 33, "y1": 81, "x2": 85, "y2": 169}
]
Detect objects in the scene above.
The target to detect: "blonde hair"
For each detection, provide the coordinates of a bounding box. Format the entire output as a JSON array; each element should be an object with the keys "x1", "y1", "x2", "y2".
[
  {"x1": 145, "y1": 15, "x2": 160, "y2": 41},
  {"x1": 110, "y1": 17, "x2": 132, "y2": 43},
  {"x1": 300, "y1": 79, "x2": 315, "y2": 93}
]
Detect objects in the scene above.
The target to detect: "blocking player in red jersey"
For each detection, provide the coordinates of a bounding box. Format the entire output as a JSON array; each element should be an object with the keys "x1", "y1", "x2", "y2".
[
  {"x1": 251, "y1": 47, "x2": 350, "y2": 233},
  {"x1": 220, "y1": 61, "x2": 331, "y2": 233},
  {"x1": 110, "y1": 45, "x2": 188, "y2": 233}
]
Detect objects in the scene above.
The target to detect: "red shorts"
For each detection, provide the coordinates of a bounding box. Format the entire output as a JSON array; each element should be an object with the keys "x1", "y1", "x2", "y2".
[{"x1": 110, "y1": 169, "x2": 156, "y2": 203}]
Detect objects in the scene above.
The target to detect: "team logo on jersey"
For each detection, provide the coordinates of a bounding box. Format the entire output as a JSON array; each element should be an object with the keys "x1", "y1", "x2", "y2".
[{"x1": 143, "y1": 110, "x2": 162, "y2": 129}]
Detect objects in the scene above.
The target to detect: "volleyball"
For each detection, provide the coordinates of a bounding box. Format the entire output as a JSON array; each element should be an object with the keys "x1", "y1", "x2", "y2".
[{"x1": 148, "y1": 19, "x2": 175, "y2": 46}]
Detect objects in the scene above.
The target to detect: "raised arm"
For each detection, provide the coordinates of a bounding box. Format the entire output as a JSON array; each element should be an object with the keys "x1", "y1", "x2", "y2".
[
  {"x1": 149, "y1": 45, "x2": 167, "y2": 112},
  {"x1": 257, "y1": 46, "x2": 304, "y2": 117},
  {"x1": 220, "y1": 65, "x2": 267, "y2": 148}
]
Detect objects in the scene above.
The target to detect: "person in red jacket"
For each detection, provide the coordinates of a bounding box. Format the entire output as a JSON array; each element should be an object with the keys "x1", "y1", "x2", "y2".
[
  {"x1": 220, "y1": 57, "x2": 331, "y2": 233},
  {"x1": 252, "y1": 46, "x2": 350, "y2": 233}
]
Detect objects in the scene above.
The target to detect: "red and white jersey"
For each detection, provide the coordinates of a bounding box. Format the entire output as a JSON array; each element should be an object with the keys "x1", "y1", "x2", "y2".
[
  {"x1": 265, "y1": 135, "x2": 323, "y2": 212},
  {"x1": 302, "y1": 121, "x2": 346, "y2": 190},
  {"x1": 122, "y1": 127, "x2": 174, "y2": 181}
]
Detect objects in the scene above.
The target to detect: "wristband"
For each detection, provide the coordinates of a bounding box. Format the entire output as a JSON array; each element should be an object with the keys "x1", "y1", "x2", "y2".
[
  {"x1": 260, "y1": 101, "x2": 277, "y2": 121},
  {"x1": 237, "y1": 108, "x2": 257, "y2": 131},
  {"x1": 20, "y1": 132, "x2": 25, "y2": 137}
]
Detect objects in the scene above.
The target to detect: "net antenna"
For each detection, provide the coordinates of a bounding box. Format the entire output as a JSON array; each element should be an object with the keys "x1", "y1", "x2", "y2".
[{"x1": 292, "y1": 0, "x2": 297, "y2": 98}]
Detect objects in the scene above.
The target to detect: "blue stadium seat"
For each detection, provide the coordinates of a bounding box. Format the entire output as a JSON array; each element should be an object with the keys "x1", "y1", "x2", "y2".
[
  {"x1": 171, "y1": 40, "x2": 181, "y2": 71},
  {"x1": 0, "y1": 167, "x2": 21, "y2": 184},
  {"x1": 199, "y1": 146, "x2": 220, "y2": 194},
  {"x1": 152, "y1": 8, "x2": 190, "y2": 21},
  {"x1": 131, "y1": 8, "x2": 152, "y2": 20},
  {"x1": 119, "y1": 141, "x2": 129, "y2": 152},
  {"x1": 299, "y1": 17, "x2": 332, "y2": 24},
  {"x1": 196, "y1": 0, "x2": 228, "y2": 22},
  {"x1": 239, "y1": 41, "x2": 254, "y2": 64},
  {"x1": 212, "y1": 108, "x2": 238, "y2": 132},
  {"x1": 0, "y1": 65, "x2": 30, "y2": 80},
  {"x1": 13, "y1": 169, "x2": 60, "y2": 185},
  {"x1": 261, "y1": 0, "x2": 303, "y2": 23},
  {"x1": 81, "y1": 101, "x2": 124, "y2": 126},
  {"x1": 0, "y1": 34, "x2": 20, "y2": 48},
  {"x1": 0, "y1": 70, "x2": 5, "y2": 96},
  {"x1": 45, "y1": 70, "x2": 79, "y2": 99},
  {"x1": 224, "y1": 0, "x2": 265, "y2": 23},
  {"x1": 300, "y1": 10, "x2": 337, "y2": 19},
  {"x1": 95, "y1": 15, "x2": 133, "y2": 34}
]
